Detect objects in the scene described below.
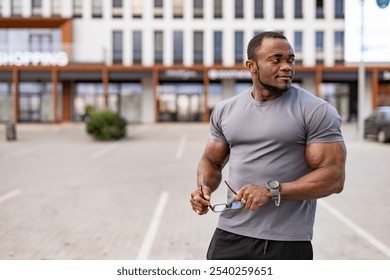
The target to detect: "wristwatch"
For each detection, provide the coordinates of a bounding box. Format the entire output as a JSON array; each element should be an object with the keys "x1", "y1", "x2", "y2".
[{"x1": 266, "y1": 180, "x2": 281, "y2": 207}]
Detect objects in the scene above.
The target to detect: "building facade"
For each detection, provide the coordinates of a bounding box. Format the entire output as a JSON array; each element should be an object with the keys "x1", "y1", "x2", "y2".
[{"x1": 0, "y1": 0, "x2": 389, "y2": 124}]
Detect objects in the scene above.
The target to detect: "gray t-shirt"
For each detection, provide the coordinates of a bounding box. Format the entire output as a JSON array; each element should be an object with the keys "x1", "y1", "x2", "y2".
[{"x1": 209, "y1": 85, "x2": 344, "y2": 241}]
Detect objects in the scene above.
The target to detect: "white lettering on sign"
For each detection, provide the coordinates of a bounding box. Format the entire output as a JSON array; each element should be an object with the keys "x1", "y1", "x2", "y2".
[
  {"x1": 383, "y1": 71, "x2": 390, "y2": 80},
  {"x1": 208, "y1": 69, "x2": 250, "y2": 80},
  {"x1": 164, "y1": 70, "x2": 199, "y2": 79},
  {"x1": 0, "y1": 52, "x2": 69, "y2": 66}
]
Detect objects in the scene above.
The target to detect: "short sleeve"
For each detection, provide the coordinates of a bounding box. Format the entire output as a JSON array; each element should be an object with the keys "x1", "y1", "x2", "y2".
[
  {"x1": 306, "y1": 102, "x2": 344, "y2": 144},
  {"x1": 209, "y1": 104, "x2": 228, "y2": 143}
]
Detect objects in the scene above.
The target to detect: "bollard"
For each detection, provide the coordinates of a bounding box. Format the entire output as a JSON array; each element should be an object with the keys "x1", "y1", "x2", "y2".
[{"x1": 6, "y1": 123, "x2": 17, "y2": 141}]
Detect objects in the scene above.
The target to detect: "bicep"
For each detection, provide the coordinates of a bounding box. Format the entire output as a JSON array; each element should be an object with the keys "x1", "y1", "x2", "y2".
[{"x1": 305, "y1": 141, "x2": 346, "y2": 171}]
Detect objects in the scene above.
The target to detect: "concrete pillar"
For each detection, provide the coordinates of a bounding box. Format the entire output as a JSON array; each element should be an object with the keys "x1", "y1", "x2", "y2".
[
  {"x1": 222, "y1": 79, "x2": 235, "y2": 100},
  {"x1": 141, "y1": 77, "x2": 155, "y2": 123}
]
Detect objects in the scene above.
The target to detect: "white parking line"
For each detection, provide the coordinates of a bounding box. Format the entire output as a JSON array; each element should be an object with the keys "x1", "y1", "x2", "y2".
[
  {"x1": 4, "y1": 145, "x2": 42, "y2": 159},
  {"x1": 319, "y1": 200, "x2": 390, "y2": 258},
  {"x1": 0, "y1": 190, "x2": 22, "y2": 204},
  {"x1": 175, "y1": 134, "x2": 187, "y2": 159},
  {"x1": 89, "y1": 142, "x2": 117, "y2": 159},
  {"x1": 136, "y1": 191, "x2": 169, "y2": 260}
]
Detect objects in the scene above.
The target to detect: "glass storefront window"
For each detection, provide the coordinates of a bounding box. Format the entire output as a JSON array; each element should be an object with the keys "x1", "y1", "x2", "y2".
[
  {"x1": 320, "y1": 83, "x2": 349, "y2": 122},
  {"x1": 109, "y1": 83, "x2": 142, "y2": 123},
  {"x1": 208, "y1": 83, "x2": 223, "y2": 112},
  {"x1": 73, "y1": 83, "x2": 105, "y2": 121},
  {"x1": 18, "y1": 82, "x2": 62, "y2": 123},
  {"x1": 158, "y1": 83, "x2": 204, "y2": 122},
  {"x1": 234, "y1": 83, "x2": 252, "y2": 95},
  {"x1": 73, "y1": 82, "x2": 142, "y2": 123}
]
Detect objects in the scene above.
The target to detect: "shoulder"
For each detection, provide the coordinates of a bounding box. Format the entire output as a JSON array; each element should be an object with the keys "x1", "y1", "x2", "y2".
[
  {"x1": 219, "y1": 88, "x2": 249, "y2": 107},
  {"x1": 212, "y1": 88, "x2": 249, "y2": 116},
  {"x1": 287, "y1": 85, "x2": 340, "y2": 117},
  {"x1": 288, "y1": 85, "x2": 326, "y2": 106}
]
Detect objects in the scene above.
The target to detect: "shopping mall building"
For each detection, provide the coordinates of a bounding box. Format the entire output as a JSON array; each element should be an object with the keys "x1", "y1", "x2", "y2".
[{"x1": 1, "y1": 0, "x2": 389, "y2": 124}]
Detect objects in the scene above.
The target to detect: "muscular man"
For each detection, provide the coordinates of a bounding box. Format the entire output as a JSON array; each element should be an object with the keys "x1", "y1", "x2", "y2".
[{"x1": 190, "y1": 31, "x2": 346, "y2": 260}]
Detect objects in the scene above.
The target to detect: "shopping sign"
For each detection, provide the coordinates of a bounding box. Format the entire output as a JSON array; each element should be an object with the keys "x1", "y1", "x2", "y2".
[{"x1": 0, "y1": 51, "x2": 69, "y2": 67}]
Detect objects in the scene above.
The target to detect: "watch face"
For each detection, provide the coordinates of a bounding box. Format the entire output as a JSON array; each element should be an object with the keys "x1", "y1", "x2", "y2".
[{"x1": 268, "y1": 180, "x2": 279, "y2": 189}]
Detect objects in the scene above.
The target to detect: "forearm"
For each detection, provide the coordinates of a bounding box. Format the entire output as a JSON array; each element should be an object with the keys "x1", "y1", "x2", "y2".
[
  {"x1": 281, "y1": 165, "x2": 345, "y2": 200},
  {"x1": 197, "y1": 157, "x2": 223, "y2": 193}
]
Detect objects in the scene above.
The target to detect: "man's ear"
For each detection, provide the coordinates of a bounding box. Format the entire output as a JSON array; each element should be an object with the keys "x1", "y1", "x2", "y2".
[{"x1": 246, "y1": 60, "x2": 257, "y2": 74}]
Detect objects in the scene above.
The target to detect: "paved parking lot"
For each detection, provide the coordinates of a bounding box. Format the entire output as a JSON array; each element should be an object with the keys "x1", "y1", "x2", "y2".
[{"x1": 0, "y1": 122, "x2": 389, "y2": 260}]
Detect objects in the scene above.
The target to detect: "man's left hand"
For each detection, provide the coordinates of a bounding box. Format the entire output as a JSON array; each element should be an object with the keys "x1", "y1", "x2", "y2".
[{"x1": 235, "y1": 184, "x2": 271, "y2": 210}]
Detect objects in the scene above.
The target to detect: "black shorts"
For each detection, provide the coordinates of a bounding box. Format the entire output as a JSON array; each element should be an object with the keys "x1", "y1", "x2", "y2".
[{"x1": 207, "y1": 228, "x2": 313, "y2": 260}]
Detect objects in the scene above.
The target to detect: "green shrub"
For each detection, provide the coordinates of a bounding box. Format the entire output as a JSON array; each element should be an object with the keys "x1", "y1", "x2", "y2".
[{"x1": 86, "y1": 110, "x2": 127, "y2": 140}]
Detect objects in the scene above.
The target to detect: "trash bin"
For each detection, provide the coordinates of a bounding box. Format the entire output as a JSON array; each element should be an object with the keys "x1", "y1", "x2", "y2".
[{"x1": 6, "y1": 123, "x2": 17, "y2": 141}]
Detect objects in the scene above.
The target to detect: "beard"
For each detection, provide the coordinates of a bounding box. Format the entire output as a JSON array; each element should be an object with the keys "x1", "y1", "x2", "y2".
[
  {"x1": 255, "y1": 62, "x2": 291, "y2": 95},
  {"x1": 256, "y1": 75, "x2": 288, "y2": 96}
]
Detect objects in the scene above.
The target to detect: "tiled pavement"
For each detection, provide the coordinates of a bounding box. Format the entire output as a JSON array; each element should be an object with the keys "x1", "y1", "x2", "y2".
[{"x1": 0, "y1": 122, "x2": 389, "y2": 260}]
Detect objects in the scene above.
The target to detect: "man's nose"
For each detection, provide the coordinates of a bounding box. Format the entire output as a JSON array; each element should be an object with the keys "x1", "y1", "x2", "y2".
[{"x1": 280, "y1": 61, "x2": 293, "y2": 71}]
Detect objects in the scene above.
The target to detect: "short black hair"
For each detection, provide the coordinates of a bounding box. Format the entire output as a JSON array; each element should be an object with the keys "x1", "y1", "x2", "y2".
[{"x1": 247, "y1": 31, "x2": 287, "y2": 61}]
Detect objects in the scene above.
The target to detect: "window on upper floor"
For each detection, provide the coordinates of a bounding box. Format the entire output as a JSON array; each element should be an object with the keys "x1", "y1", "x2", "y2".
[
  {"x1": 113, "y1": 0, "x2": 123, "y2": 18},
  {"x1": 315, "y1": 31, "x2": 324, "y2": 64},
  {"x1": 294, "y1": 31, "x2": 303, "y2": 64},
  {"x1": 316, "y1": 0, "x2": 324, "y2": 19},
  {"x1": 173, "y1": 0, "x2": 183, "y2": 18},
  {"x1": 254, "y1": 0, "x2": 264, "y2": 18},
  {"x1": 133, "y1": 0, "x2": 143, "y2": 18},
  {"x1": 235, "y1": 0, "x2": 244, "y2": 18},
  {"x1": 133, "y1": 31, "x2": 142, "y2": 65},
  {"x1": 194, "y1": 0, "x2": 203, "y2": 19},
  {"x1": 334, "y1": 31, "x2": 344, "y2": 64},
  {"x1": 214, "y1": 0, "x2": 223, "y2": 18},
  {"x1": 32, "y1": 0, "x2": 42, "y2": 17},
  {"x1": 73, "y1": 0, "x2": 83, "y2": 18},
  {"x1": 29, "y1": 33, "x2": 52, "y2": 52},
  {"x1": 335, "y1": 0, "x2": 344, "y2": 19},
  {"x1": 173, "y1": 31, "x2": 184, "y2": 64},
  {"x1": 52, "y1": 0, "x2": 62, "y2": 17},
  {"x1": 154, "y1": 0, "x2": 163, "y2": 18},
  {"x1": 154, "y1": 31, "x2": 163, "y2": 64},
  {"x1": 213, "y1": 31, "x2": 223, "y2": 64},
  {"x1": 92, "y1": 0, "x2": 103, "y2": 18},
  {"x1": 0, "y1": 29, "x2": 61, "y2": 53},
  {"x1": 194, "y1": 31, "x2": 203, "y2": 64},
  {"x1": 113, "y1": 31, "x2": 123, "y2": 64},
  {"x1": 294, "y1": 0, "x2": 303, "y2": 19},
  {"x1": 275, "y1": 0, "x2": 284, "y2": 19},
  {"x1": 11, "y1": 0, "x2": 22, "y2": 17},
  {"x1": 235, "y1": 31, "x2": 244, "y2": 65}
]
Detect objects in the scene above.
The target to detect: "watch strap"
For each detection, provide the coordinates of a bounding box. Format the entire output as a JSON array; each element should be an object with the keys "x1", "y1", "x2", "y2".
[{"x1": 267, "y1": 180, "x2": 281, "y2": 207}]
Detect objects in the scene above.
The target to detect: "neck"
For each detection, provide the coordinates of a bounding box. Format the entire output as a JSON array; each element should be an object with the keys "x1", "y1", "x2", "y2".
[{"x1": 251, "y1": 86, "x2": 284, "y2": 102}]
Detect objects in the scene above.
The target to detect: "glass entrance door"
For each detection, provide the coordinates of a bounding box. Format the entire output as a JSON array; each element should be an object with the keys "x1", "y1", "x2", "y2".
[
  {"x1": 176, "y1": 94, "x2": 201, "y2": 121},
  {"x1": 19, "y1": 92, "x2": 41, "y2": 122},
  {"x1": 18, "y1": 82, "x2": 60, "y2": 123}
]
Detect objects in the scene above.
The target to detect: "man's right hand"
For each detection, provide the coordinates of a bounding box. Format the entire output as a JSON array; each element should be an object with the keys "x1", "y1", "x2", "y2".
[{"x1": 190, "y1": 185, "x2": 211, "y2": 215}]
